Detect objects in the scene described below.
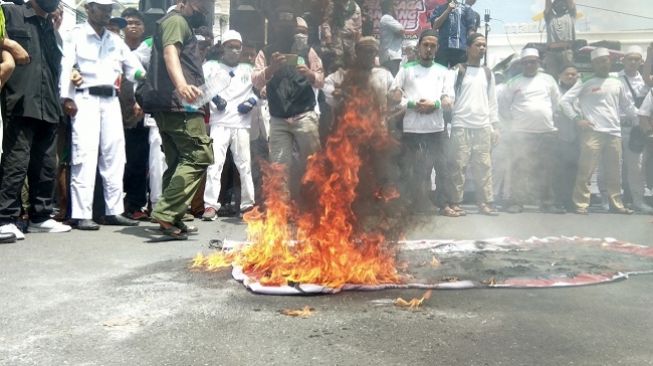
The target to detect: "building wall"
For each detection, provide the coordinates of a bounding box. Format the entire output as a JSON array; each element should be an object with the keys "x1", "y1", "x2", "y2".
[{"x1": 214, "y1": 0, "x2": 231, "y2": 40}]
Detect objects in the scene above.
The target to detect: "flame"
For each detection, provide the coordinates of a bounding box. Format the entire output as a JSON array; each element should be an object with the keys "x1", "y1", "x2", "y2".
[
  {"x1": 394, "y1": 290, "x2": 433, "y2": 310},
  {"x1": 280, "y1": 306, "x2": 315, "y2": 318},
  {"x1": 195, "y1": 81, "x2": 406, "y2": 290}
]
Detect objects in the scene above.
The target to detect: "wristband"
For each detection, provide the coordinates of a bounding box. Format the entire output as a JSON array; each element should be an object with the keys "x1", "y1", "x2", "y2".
[
  {"x1": 407, "y1": 100, "x2": 416, "y2": 109},
  {"x1": 434, "y1": 100, "x2": 441, "y2": 109}
]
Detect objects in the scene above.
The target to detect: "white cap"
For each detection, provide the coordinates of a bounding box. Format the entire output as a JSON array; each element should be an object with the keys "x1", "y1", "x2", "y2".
[
  {"x1": 624, "y1": 45, "x2": 643, "y2": 57},
  {"x1": 296, "y1": 17, "x2": 308, "y2": 29},
  {"x1": 88, "y1": 0, "x2": 113, "y2": 5},
  {"x1": 221, "y1": 30, "x2": 242, "y2": 44},
  {"x1": 591, "y1": 47, "x2": 610, "y2": 60},
  {"x1": 521, "y1": 48, "x2": 539, "y2": 59}
]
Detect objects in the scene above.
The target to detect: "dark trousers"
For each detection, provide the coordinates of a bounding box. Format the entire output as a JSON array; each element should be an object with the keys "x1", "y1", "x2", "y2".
[
  {"x1": 554, "y1": 138, "x2": 580, "y2": 210},
  {"x1": 435, "y1": 47, "x2": 467, "y2": 68},
  {"x1": 401, "y1": 131, "x2": 453, "y2": 210},
  {"x1": 123, "y1": 122, "x2": 150, "y2": 212},
  {"x1": 0, "y1": 116, "x2": 57, "y2": 224}
]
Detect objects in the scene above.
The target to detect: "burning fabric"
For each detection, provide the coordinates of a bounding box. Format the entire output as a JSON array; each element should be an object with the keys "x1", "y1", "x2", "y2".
[{"x1": 192, "y1": 236, "x2": 653, "y2": 295}]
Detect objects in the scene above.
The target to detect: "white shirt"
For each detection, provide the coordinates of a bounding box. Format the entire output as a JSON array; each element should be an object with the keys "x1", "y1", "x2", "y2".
[
  {"x1": 451, "y1": 66, "x2": 499, "y2": 129},
  {"x1": 499, "y1": 72, "x2": 560, "y2": 133},
  {"x1": 392, "y1": 61, "x2": 454, "y2": 133},
  {"x1": 60, "y1": 22, "x2": 144, "y2": 99},
  {"x1": 560, "y1": 76, "x2": 639, "y2": 137},
  {"x1": 637, "y1": 90, "x2": 653, "y2": 118},
  {"x1": 203, "y1": 61, "x2": 257, "y2": 129},
  {"x1": 616, "y1": 70, "x2": 650, "y2": 122},
  {"x1": 379, "y1": 14, "x2": 404, "y2": 63},
  {"x1": 324, "y1": 67, "x2": 394, "y2": 108}
]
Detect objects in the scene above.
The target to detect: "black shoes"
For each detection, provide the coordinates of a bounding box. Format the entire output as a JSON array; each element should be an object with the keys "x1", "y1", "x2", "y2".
[
  {"x1": 0, "y1": 232, "x2": 17, "y2": 244},
  {"x1": 103, "y1": 215, "x2": 140, "y2": 226},
  {"x1": 73, "y1": 219, "x2": 100, "y2": 231}
]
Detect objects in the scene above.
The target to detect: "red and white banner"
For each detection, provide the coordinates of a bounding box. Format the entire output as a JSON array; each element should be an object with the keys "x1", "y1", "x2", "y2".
[{"x1": 363, "y1": 0, "x2": 448, "y2": 39}]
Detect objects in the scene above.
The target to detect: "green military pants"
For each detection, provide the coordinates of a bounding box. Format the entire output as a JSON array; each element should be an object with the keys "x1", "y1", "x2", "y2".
[{"x1": 151, "y1": 112, "x2": 213, "y2": 224}]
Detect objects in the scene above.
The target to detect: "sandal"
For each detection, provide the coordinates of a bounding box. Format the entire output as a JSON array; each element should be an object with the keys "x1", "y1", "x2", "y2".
[
  {"x1": 440, "y1": 207, "x2": 460, "y2": 217},
  {"x1": 449, "y1": 204, "x2": 467, "y2": 216},
  {"x1": 160, "y1": 226, "x2": 188, "y2": 240}
]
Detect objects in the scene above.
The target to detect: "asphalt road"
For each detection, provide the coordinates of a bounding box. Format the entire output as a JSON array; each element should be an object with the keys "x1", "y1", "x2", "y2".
[{"x1": 1, "y1": 211, "x2": 652, "y2": 366}]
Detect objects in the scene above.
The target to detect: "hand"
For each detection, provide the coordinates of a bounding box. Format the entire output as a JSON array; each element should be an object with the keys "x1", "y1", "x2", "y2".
[
  {"x1": 133, "y1": 102, "x2": 144, "y2": 120},
  {"x1": 212, "y1": 94, "x2": 227, "y2": 111},
  {"x1": 63, "y1": 98, "x2": 78, "y2": 117},
  {"x1": 237, "y1": 98, "x2": 257, "y2": 114},
  {"x1": 576, "y1": 119, "x2": 594, "y2": 130},
  {"x1": 267, "y1": 52, "x2": 287, "y2": 77},
  {"x1": 296, "y1": 65, "x2": 314, "y2": 83},
  {"x1": 6, "y1": 40, "x2": 29, "y2": 65},
  {"x1": 416, "y1": 99, "x2": 436, "y2": 114},
  {"x1": 491, "y1": 129, "x2": 500, "y2": 145},
  {"x1": 447, "y1": 1, "x2": 457, "y2": 11},
  {"x1": 71, "y1": 69, "x2": 83, "y2": 87},
  {"x1": 389, "y1": 89, "x2": 403, "y2": 104},
  {"x1": 176, "y1": 84, "x2": 202, "y2": 104},
  {"x1": 441, "y1": 96, "x2": 453, "y2": 111}
]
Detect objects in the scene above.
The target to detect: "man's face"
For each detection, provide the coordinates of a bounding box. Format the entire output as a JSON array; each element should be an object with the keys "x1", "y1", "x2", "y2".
[
  {"x1": 51, "y1": 8, "x2": 63, "y2": 29},
  {"x1": 467, "y1": 37, "x2": 487, "y2": 59},
  {"x1": 559, "y1": 66, "x2": 579, "y2": 86},
  {"x1": 419, "y1": 36, "x2": 438, "y2": 61},
  {"x1": 86, "y1": 3, "x2": 113, "y2": 28},
  {"x1": 592, "y1": 56, "x2": 612, "y2": 76},
  {"x1": 124, "y1": 16, "x2": 144, "y2": 40},
  {"x1": 521, "y1": 57, "x2": 539, "y2": 77},
  {"x1": 623, "y1": 53, "x2": 643, "y2": 73}
]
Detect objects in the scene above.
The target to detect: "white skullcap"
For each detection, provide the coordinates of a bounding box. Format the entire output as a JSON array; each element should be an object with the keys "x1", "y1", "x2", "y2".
[
  {"x1": 521, "y1": 48, "x2": 539, "y2": 59},
  {"x1": 296, "y1": 17, "x2": 308, "y2": 28},
  {"x1": 221, "y1": 30, "x2": 242, "y2": 44},
  {"x1": 591, "y1": 47, "x2": 610, "y2": 60},
  {"x1": 624, "y1": 45, "x2": 643, "y2": 57}
]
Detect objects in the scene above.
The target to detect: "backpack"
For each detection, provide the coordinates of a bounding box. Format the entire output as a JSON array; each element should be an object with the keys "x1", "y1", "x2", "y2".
[{"x1": 453, "y1": 63, "x2": 492, "y2": 96}]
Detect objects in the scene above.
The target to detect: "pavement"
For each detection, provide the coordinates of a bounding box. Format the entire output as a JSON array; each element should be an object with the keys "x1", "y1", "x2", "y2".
[{"x1": 1, "y1": 210, "x2": 652, "y2": 366}]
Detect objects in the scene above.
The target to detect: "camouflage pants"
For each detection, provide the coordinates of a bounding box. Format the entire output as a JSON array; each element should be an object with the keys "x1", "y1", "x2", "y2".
[{"x1": 449, "y1": 127, "x2": 494, "y2": 205}]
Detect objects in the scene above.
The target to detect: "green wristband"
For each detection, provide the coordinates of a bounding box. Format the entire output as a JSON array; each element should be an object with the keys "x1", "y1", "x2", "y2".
[
  {"x1": 434, "y1": 100, "x2": 441, "y2": 109},
  {"x1": 407, "y1": 100, "x2": 416, "y2": 109},
  {"x1": 135, "y1": 70, "x2": 145, "y2": 80}
]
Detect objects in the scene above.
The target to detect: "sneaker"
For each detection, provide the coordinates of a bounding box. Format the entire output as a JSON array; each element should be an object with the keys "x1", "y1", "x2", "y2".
[
  {"x1": 0, "y1": 223, "x2": 25, "y2": 240},
  {"x1": 29, "y1": 219, "x2": 72, "y2": 233},
  {"x1": 202, "y1": 207, "x2": 217, "y2": 221}
]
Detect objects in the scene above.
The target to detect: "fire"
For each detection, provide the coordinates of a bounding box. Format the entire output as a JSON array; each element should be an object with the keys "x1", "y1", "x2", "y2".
[
  {"x1": 279, "y1": 306, "x2": 315, "y2": 318},
  {"x1": 194, "y1": 81, "x2": 405, "y2": 290},
  {"x1": 394, "y1": 290, "x2": 433, "y2": 310}
]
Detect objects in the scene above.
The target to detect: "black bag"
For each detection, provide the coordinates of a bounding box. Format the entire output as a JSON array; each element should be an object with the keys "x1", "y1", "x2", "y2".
[{"x1": 628, "y1": 125, "x2": 649, "y2": 153}]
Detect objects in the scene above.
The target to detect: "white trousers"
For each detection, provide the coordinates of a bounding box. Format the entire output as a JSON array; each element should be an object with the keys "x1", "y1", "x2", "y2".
[
  {"x1": 148, "y1": 124, "x2": 167, "y2": 209},
  {"x1": 204, "y1": 125, "x2": 255, "y2": 210},
  {"x1": 70, "y1": 92, "x2": 125, "y2": 219}
]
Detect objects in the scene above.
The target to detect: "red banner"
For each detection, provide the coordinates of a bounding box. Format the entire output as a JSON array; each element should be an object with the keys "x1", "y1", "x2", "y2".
[{"x1": 363, "y1": 0, "x2": 448, "y2": 39}]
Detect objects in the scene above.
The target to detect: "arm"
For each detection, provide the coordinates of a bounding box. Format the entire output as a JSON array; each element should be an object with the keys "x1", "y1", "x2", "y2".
[
  {"x1": 2, "y1": 38, "x2": 29, "y2": 65},
  {"x1": 644, "y1": 44, "x2": 653, "y2": 87},
  {"x1": 544, "y1": 0, "x2": 553, "y2": 17},
  {"x1": 252, "y1": 50, "x2": 287, "y2": 91},
  {"x1": 0, "y1": 50, "x2": 15, "y2": 86},
  {"x1": 305, "y1": 48, "x2": 324, "y2": 89},
  {"x1": 560, "y1": 79, "x2": 584, "y2": 120},
  {"x1": 390, "y1": 68, "x2": 407, "y2": 109},
  {"x1": 163, "y1": 43, "x2": 200, "y2": 102},
  {"x1": 619, "y1": 83, "x2": 639, "y2": 121},
  {"x1": 637, "y1": 92, "x2": 653, "y2": 133},
  {"x1": 121, "y1": 42, "x2": 146, "y2": 83},
  {"x1": 566, "y1": 0, "x2": 576, "y2": 17},
  {"x1": 497, "y1": 81, "x2": 513, "y2": 122},
  {"x1": 488, "y1": 73, "x2": 500, "y2": 126},
  {"x1": 431, "y1": 4, "x2": 454, "y2": 30},
  {"x1": 387, "y1": 16, "x2": 405, "y2": 36}
]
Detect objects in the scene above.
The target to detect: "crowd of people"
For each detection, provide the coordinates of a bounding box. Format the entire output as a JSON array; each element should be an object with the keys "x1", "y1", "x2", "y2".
[{"x1": 0, "y1": 0, "x2": 651, "y2": 243}]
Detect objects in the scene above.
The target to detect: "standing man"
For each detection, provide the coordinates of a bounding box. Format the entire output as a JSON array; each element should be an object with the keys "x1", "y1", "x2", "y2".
[
  {"x1": 560, "y1": 48, "x2": 639, "y2": 215},
  {"x1": 201, "y1": 30, "x2": 256, "y2": 221},
  {"x1": 390, "y1": 30, "x2": 458, "y2": 216},
  {"x1": 448, "y1": 33, "x2": 499, "y2": 216},
  {"x1": 543, "y1": 0, "x2": 576, "y2": 76},
  {"x1": 499, "y1": 48, "x2": 564, "y2": 213},
  {"x1": 140, "y1": 0, "x2": 215, "y2": 239},
  {"x1": 617, "y1": 46, "x2": 652, "y2": 213},
  {"x1": 119, "y1": 7, "x2": 151, "y2": 221},
  {"x1": 379, "y1": 0, "x2": 404, "y2": 76},
  {"x1": 60, "y1": 0, "x2": 145, "y2": 230},
  {"x1": 252, "y1": 14, "x2": 324, "y2": 199},
  {"x1": 0, "y1": 0, "x2": 72, "y2": 239},
  {"x1": 429, "y1": 0, "x2": 479, "y2": 68}
]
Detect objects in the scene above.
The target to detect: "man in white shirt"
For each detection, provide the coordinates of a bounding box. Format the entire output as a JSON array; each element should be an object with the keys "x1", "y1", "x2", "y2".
[
  {"x1": 391, "y1": 29, "x2": 457, "y2": 216},
  {"x1": 60, "y1": 0, "x2": 146, "y2": 230},
  {"x1": 379, "y1": 0, "x2": 404, "y2": 76},
  {"x1": 499, "y1": 48, "x2": 564, "y2": 214},
  {"x1": 449, "y1": 33, "x2": 500, "y2": 216},
  {"x1": 636, "y1": 90, "x2": 653, "y2": 202},
  {"x1": 201, "y1": 30, "x2": 257, "y2": 221},
  {"x1": 617, "y1": 46, "x2": 652, "y2": 213},
  {"x1": 560, "y1": 47, "x2": 639, "y2": 214}
]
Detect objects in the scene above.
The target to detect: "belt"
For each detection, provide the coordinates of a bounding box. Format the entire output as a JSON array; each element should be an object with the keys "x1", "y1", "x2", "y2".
[{"x1": 76, "y1": 86, "x2": 118, "y2": 97}]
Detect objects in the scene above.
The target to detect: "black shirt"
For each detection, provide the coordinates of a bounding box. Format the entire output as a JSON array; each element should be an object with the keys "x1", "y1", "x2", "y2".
[{"x1": 1, "y1": 3, "x2": 63, "y2": 123}]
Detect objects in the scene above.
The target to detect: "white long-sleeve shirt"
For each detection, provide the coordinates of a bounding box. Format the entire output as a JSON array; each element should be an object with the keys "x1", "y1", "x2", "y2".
[
  {"x1": 391, "y1": 61, "x2": 454, "y2": 133},
  {"x1": 451, "y1": 65, "x2": 499, "y2": 129},
  {"x1": 560, "y1": 76, "x2": 639, "y2": 137},
  {"x1": 60, "y1": 22, "x2": 145, "y2": 100},
  {"x1": 203, "y1": 61, "x2": 257, "y2": 129},
  {"x1": 499, "y1": 72, "x2": 560, "y2": 133}
]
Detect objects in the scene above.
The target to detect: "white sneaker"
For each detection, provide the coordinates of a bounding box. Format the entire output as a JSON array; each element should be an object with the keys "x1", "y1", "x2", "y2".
[
  {"x1": 0, "y1": 223, "x2": 25, "y2": 240},
  {"x1": 29, "y1": 219, "x2": 72, "y2": 233}
]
